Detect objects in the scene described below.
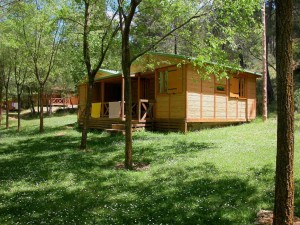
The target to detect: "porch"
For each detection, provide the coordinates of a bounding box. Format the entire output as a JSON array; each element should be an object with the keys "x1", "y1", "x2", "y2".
[
  {"x1": 78, "y1": 71, "x2": 155, "y2": 131},
  {"x1": 79, "y1": 99, "x2": 154, "y2": 121}
]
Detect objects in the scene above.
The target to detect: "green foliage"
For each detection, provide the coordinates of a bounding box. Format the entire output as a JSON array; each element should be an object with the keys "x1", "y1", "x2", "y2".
[
  {"x1": 128, "y1": 0, "x2": 262, "y2": 80},
  {"x1": 130, "y1": 0, "x2": 208, "y2": 57},
  {"x1": 1, "y1": 113, "x2": 300, "y2": 224},
  {"x1": 192, "y1": 0, "x2": 262, "y2": 77}
]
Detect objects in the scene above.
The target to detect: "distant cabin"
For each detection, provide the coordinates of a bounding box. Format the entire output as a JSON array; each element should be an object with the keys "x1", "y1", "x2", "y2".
[{"x1": 78, "y1": 52, "x2": 261, "y2": 132}]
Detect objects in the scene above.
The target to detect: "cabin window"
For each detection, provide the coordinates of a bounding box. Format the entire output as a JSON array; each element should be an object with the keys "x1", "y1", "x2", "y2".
[
  {"x1": 159, "y1": 71, "x2": 168, "y2": 94},
  {"x1": 239, "y1": 78, "x2": 246, "y2": 98},
  {"x1": 158, "y1": 66, "x2": 182, "y2": 94},
  {"x1": 215, "y1": 77, "x2": 227, "y2": 94},
  {"x1": 230, "y1": 77, "x2": 246, "y2": 98}
]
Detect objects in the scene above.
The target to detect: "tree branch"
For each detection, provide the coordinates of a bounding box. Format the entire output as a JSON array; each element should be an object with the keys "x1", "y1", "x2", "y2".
[{"x1": 131, "y1": 11, "x2": 209, "y2": 63}]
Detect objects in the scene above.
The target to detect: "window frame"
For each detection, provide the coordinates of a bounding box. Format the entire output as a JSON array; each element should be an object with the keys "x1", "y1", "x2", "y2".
[
  {"x1": 239, "y1": 78, "x2": 246, "y2": 98},
  {"x1": 229, "y1": 76, "x2": 247, "y2": 99},
  {"x1": 158, "y1": 70, "x2": 168, "y2": 94},
  {"x1": 214, "y1": 77, "x2": 227, "y2": 94},
  {"x1": 157, "y1": 65, "x2": 182, "y2": 95}
]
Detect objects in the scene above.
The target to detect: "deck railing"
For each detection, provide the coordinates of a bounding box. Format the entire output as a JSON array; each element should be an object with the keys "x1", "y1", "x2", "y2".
[
  {"x1": 138, "y1": 99, "x2": 154, "y2": 121},
  {"x1": 49, "y1": 98, "x2": 70, "y2": 106},
  {"x1": 80, "y1": 99, "x2": 154, "y2": 121},
  {"x1": 101, "y1": 102, "x2": 109, "y2": 117}
]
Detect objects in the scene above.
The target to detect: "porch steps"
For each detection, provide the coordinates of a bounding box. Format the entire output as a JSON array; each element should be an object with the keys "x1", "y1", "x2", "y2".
[
  {"x1": 105, "y1": 128, "x2": 126, "y2": 135},
  {"x1": 105, "y1": 122, "x2": 152, "y2": 134},
  {"x1": 78, "y1": 117, "x2": 153, "y2": 133}
]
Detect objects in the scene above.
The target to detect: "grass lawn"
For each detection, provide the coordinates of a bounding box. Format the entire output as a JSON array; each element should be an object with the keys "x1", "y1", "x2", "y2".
[{"x1": 0, "y1": 112, "x2": 299, "y2": 225}]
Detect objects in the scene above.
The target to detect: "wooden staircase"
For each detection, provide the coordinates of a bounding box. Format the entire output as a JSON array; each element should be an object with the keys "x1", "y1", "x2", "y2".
[{"x1": 105, "y1": 120, "x2": 152, "y2": 134}]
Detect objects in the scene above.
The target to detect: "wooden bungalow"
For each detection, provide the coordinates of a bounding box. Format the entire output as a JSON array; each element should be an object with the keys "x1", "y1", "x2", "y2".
[
  {"x1": 78, "y1": 52, "x2": 261, "y2": 132},
  {"x1": 33, "y1": 88, "x2": 79, "y2": 108}
]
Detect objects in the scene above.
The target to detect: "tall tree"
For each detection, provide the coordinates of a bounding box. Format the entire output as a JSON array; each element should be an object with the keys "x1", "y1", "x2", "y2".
[
  {"x1": 79, "y1": 0, "x2": 119, "y2": 150},
  {"x1": 273, "y1": 0, "x2": 294, "y2": 224},
  {"x1": 118, "y1": 0, "x2": 140, "y2": 169},
  {"x1": 0, "y1": 59, "x2": 4, "y2": 126},
  {"x1": 262, "y1": 2, "x2": 268, "y2": 121},
  {"x1": 265, "y1": 0, "x2": 275, "y2": 104},
  {"x1": 117, "y1": 0, "x2": 217, "y2": 169},
  {"x1": 13, "y1": 51, "x2": 27, "y2": 132},
  {"x1": 3, "y1": 66, "x2": 12, "y2": 129},
  {"x1": 21, "y1": 1, "x2": 65, "y2": 132}
]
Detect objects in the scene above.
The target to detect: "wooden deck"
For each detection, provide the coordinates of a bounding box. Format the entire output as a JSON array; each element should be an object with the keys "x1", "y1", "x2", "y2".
[
  {"x1": 46, "y1": 97, "x2": 78, "y2": 107},
  {"x1": 78, "y1": 117, "x2": 153, "y2": 133}
]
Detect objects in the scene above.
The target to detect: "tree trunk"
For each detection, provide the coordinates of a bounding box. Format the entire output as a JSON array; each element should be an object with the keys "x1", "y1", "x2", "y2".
[
  {"x1": 174, "y1": 35, "x2": 177, "y2": 55},
  {"x1": 124, "y1": 69, "x2": 133, "y2": 170},
  {"x1": 28, "y1": 87, "x2": 36, "y2": 115},
  {"x1": 0, "y1": 76, "x2": 3, "y2": 126},
  {"x1": 0, "y1": 95, "x2": 2, "y2": 127},
  {"x1": 39, "y1": 85, "x2": 44, "y2": 133},
  {"x1": 267, "y1": 67, "x2": 275, "y2": 104},
  {"x1": 262, "y1": 2, "x2": 268, "y2": 121},
  {"x1": 0, "y1": 103, "x2": 2, "y2": 126},
  {"x1": 273, "y1": 0, "x2": 294, "y2": 224},
  {"x1": 266, "y1": 0, "x2": 275, "y2": 104},
  {"x1": 46, "y1": 94, "x2": 49, "y2": 114},
  {"x1": 37, "y1": 95, "x2": 40, "y2": 114},
  {"x1": 5, "y1": 87, "x2": 9, "y2": 129},
  {"x1": 49, "y1": 95, "x2": 52, "y2": 116},
  {"x1": 17, "y1": 93, "x2": 21, "y2": 132},
  {"x1": 80, "y1": 82, "x2": 93, "y2": 150},
  {"x1": 121, "y1": 18, "x2": 134, "y2": 170}
]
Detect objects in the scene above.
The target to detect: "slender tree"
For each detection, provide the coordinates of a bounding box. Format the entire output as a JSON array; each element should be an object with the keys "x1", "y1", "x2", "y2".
[
  {"x1": 3, "y1": 66, "x2": 12, "y2": 129},
  {"x1": 0, "y1": 60, "x2": 4, "y2": 126},
  {"x1": 273, "y1": 0, "x2": 294, "y2": 224},
  {"x1": 13, "y1": 51, "x2": 27, "y2": 132},
  {"x1": 118, "y1": 0, "x2": 212, "y2": 169},
  {"x1": 79, "y1": 0, "x2": 119, "y2": 150},
  {"x1": 265, "y1": 0, "x2": 275, "y2": 104},
  {"x1": 262, "y1": 2, "x2": 268, "y2": 121},
  {"x1": 21, "y1": 1, "x2": 65, "y2": 132}
]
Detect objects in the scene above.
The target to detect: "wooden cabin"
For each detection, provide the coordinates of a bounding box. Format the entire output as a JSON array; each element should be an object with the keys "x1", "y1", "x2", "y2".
[
  {"x1": 1, "y1": 99, "x2": 18, "y2": 111},
  {"x1": 33, "y1": 88, "x2": 79, "y2": 108},
  {"x1": 78, "y1": 52, "x2": 261, "y2": 132}
]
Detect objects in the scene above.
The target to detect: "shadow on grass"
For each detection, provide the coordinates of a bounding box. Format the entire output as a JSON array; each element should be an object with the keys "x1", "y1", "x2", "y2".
[
  {"x1": 0, "y1": 127, "x2": 277, "y2": 225},
  {"x1": 0, "y1": 154, "x2": 263, "y2": 225}
]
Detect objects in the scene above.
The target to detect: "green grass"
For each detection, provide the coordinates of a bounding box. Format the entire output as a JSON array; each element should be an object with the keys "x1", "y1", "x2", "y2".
[{"x1": 0, "y1": 113, "x2": 299, "y2": 225}]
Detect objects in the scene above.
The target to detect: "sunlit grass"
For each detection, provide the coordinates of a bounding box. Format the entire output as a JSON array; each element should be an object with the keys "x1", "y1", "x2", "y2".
[{"x1": 0, "y1": 112, "x2": 299, "y2": 224}]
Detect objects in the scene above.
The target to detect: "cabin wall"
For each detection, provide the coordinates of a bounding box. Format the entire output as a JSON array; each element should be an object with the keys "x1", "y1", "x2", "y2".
[
  {"x1": 201, "y1": 78, "x2": 215, "y2": 119},
  {"x1": 247, "y1": 77, "x2": 257, "y2": 119},
  {"x1": 78, "y1": 84, "x2": 87, "y2": 119},
  {"x1": 187, "y1": 66, "x2": 202, "y2": 119},
  {"x1": 92, "y1": 82, "x2": 101, "y2": 102},
  {"x1": 140, "y1": 78, "x2": 155, "y2": 100},
  {"x1": 186, "y1": 63, "x2": 258, "y2": 123},
  {"x1": 155, "y1": 65, "x2": 186, "y2": 120}
]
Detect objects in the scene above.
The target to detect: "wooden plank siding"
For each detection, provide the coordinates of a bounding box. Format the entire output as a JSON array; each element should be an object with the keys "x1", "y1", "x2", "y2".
[
  {"x1": 154, "y1": 65, "x2": 186, "y2": 119},
  {"x1": 77, "y1": 52, "x2": 259, "y2": 132},
  {"x1": 247, "y1": 77, "x2": 257, "y2": 119},
  {"x1": 78, "y1": 84, "x2": 87, "y2": 118},
  {"x1": 215, "y1": 95, "x2": 227, "y2": 119},
  {"x1": 227, "y1": 99, "x2": 238, "y2": 119},
  {"x1": 186, "y1": 64, "x2": 258, "y2": 126}
]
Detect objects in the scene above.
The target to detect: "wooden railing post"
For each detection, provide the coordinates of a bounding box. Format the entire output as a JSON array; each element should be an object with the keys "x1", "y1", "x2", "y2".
[
  {"x1": 121, "y1": 77, "x2": 125, "y2": 121},
  {"x1": 138, "y1": 99, "x2": 141, "y2": 121},
  {"x1": 137, "y1": 75, "x2": 141, "y2": 121}
]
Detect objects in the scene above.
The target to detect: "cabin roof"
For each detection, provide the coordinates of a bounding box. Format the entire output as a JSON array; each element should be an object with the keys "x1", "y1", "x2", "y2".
[
  {"x1": 94, "y1": 69, "x2": 122, "y2": 82},
  {"x1": 146, "y1": 52, "x2": 262, "y2": 77},
  {"x1": 98, "y1": 69, "x2": 120, "y2": 75},
  {"x1": 78, "y1": 52, "x2": 261, "y2": 85}
]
